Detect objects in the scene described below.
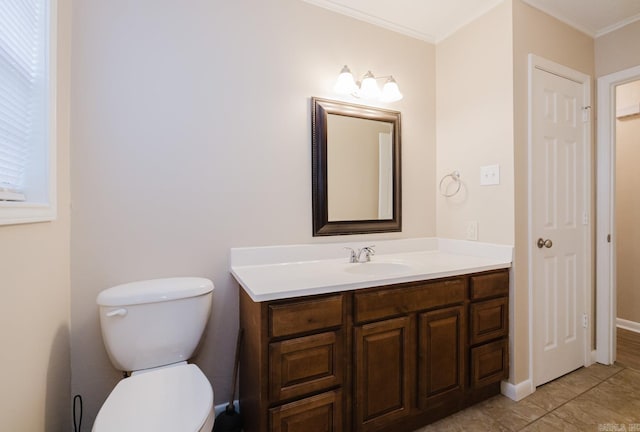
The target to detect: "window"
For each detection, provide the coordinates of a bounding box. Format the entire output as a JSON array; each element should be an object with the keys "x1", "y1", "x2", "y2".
[{"x1": 0, "y1": 0, "x2": 56, "y2": 225}]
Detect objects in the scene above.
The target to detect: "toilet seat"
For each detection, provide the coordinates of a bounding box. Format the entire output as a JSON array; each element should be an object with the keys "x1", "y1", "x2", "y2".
[{"x1": 92, "y1": 364, "x2": 213, "y2": 432}]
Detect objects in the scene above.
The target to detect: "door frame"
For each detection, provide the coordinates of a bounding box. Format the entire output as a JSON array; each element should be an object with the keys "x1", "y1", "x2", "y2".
[
  {"x1": 595, "y1": 64, "x2": 640, "y2": 365},
  {"x1": 527, "y1": 54, "x2": 593, "y2": 386}
]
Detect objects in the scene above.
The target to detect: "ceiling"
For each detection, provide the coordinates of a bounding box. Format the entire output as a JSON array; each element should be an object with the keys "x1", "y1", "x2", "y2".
[{"x1": 303, "y1": 0, "x2": 640, "y2": 43}]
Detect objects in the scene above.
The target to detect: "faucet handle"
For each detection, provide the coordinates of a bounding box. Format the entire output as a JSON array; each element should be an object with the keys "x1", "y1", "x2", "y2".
[
  {"x1": 344, "y1": 247, "x2": 358, "y2": 263},
  {"x1": 357, "y1": 245, "x2": 376, "y2": 262},
  {"x1": 362, "y1": 245, "x2": 376, "y2": 255}
]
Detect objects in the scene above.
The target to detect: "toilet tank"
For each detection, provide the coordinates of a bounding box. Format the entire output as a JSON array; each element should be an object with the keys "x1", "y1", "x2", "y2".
[{"x1": 97, "y1": 277, "x2": 214, "y2": 372}]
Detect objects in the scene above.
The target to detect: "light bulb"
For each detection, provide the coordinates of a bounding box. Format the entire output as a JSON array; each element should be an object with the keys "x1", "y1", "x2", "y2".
[
  {"x1": 333, "y1": 65, "x2": 358, "y2": 95},
  {"x1": 381, "y1": 76, "x2": 403, "y2": 102},
  {"x1": 359, "y1": 71, "x2": 381, "y2": 100}
]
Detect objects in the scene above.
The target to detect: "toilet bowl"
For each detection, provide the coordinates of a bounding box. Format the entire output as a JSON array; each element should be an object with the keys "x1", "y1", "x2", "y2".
[{"x1": 92, "y1": 277, "x2": 215, "y2": 432}]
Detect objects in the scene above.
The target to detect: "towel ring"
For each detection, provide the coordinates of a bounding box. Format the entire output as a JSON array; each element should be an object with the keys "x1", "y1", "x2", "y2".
[{"x1": 439, "y1": 171, "x2": 461, "y2": 197}]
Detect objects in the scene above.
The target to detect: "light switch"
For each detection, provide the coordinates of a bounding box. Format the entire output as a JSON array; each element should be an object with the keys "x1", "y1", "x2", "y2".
[{"x1": 480, "y1": 164, "x2": 500, "y2": 186}]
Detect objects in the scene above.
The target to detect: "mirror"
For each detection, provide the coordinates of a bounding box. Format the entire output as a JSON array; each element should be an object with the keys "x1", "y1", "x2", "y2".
[{"x1": 311, "y1": 97, "x2": 401, "y2": 236}]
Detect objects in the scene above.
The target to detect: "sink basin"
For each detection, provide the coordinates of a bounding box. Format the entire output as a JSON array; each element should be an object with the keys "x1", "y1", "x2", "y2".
[{"x1": 345, "y1": 262, "x2": 412, "y2": 275}]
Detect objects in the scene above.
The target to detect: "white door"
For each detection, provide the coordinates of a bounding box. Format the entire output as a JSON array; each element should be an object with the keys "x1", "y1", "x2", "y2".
[{"x1": 532, "y1": 66, "x2": 588, "y2": 387}]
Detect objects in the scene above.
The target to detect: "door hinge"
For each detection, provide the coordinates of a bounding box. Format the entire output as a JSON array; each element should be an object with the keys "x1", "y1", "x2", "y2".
[
  {"x1": 582, "y1": 313, "x2": 588, "y2": 328},
  {"x1": 582, "y1": 213, "x2": 589, "y2": 225},
  {"x1": 607, "y1": 234, "x2": 611, "y2": 243},
  {"x1": 582, "y1": 106, "x2": 591, "y2": 123}
]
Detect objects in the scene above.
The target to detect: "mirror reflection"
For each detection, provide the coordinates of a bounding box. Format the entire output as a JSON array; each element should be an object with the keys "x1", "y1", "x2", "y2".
[
  {"x1": 311, "y1": 97, "x2": 401, "y2": 236},
  {"x1": 327, "y1": 114, "x2": 394, "y2": 221}
]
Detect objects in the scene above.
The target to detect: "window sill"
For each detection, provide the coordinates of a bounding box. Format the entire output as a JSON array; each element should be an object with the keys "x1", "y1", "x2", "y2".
[
  {"x1": 0, "y1": 189, "x2": 26, "y2": 201},
  {"x1": 0, "y1": 201, "x2": 57, "y2": 226}
]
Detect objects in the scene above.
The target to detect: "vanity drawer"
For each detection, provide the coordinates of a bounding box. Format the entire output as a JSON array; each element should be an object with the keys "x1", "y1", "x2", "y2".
[
  {"x1": 470, "y1": 297, "x2": 508, "y2": 345},
  {"x1": 269, "y1": 389, "x2": 343, "y2": 432},
  {"x1": 470, "y1": 271, "x2": 509, "y2": 301},
  {"x1": 269, "y1": 331, "x2": 343, "y2": 402},
  {"x1": 269, "y1": 294, "x2": 343, "y2": 338},
  {"x1": 354, "y1": 278, "x2": 466, "y2": 324},
  {"x1": 470, "y1": 339, "x2": 509, "y2": 388}
]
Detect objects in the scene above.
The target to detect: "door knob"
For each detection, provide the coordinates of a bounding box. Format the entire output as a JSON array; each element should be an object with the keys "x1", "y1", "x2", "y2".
[{"x1": 537, "y1": 238, "x2": 553, "y2": 249}]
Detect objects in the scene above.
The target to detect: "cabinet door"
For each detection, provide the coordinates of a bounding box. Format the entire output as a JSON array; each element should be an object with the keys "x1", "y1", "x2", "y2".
[
  {"x1": 354, "y1": 316, "x2": 412, "y2": 432},
  {"x1": 417, "y1": 306, "x2": 465, "y2": 410},
  {"x1": 470, "y1": 339, "x2": 509, "y2": 388},
  {"x1": 470, "y1": 297, "x2": 508, "y2": 345},
  {"x1": 269, "y1": 294, "x2": 343, "y2": 338},
  {"x1": 269, "y1": 331, "x2": 343, "y2": 402},
  {"x1": 469, "y1": 271, "x2": 509, "y2": 301},
  {"x1": 269, "y1": 390, "x2": 342, "y2": 432}
]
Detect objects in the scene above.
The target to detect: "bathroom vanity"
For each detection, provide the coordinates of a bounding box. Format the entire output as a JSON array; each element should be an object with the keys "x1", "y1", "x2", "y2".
[{"x1": 231, "y1": 238, "x2": 512, "y2": 432}]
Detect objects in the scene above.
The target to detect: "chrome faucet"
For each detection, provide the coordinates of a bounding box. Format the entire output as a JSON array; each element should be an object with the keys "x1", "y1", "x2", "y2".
[
  {"x1": 357, "y1": 246, "x2": 376, "y2": 262},
  {"x1": 345, "y1": 246, "x2": 376, "y2": 263}
]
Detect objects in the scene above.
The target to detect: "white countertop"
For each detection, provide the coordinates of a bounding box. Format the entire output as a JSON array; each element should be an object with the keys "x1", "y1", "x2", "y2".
[{"x1": 230, "y1": 237, "x2": 513, "y2": 302}]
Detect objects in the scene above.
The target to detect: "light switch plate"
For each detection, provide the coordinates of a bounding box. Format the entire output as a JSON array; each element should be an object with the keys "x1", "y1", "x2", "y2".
[{"x1": 480, "y1": 164, "x2": 500, "y2": 185}]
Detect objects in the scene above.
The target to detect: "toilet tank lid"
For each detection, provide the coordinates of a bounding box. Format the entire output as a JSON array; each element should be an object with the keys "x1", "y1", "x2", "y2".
[
  {"x1": 93, "y1": 364, "x2": 213, "y2": 432},
  {"x1": 97, "y1": 277, "x2": 214, "y2": 307}
]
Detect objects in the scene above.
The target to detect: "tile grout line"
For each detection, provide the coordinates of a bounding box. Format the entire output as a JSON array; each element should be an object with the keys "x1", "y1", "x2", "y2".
[{"x1": 514, "y1": 366, "x2": 627, "y2": 431}]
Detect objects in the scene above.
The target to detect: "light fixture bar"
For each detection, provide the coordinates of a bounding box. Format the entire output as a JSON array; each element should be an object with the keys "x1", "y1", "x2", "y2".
[{"x1": 333, "y1": 65, "x2": 403, "y2": 102}]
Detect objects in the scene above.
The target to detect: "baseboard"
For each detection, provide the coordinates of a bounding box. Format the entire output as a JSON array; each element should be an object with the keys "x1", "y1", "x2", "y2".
[
  {"x1": 214, "y1": 400, "x2": 240, "y2": 417},
  {"x1": 501, "y1": 379, "x2": 534, "y2": 401},
  {"x1": 616, "y1": 318, "x2": 640, "y2": 334}
]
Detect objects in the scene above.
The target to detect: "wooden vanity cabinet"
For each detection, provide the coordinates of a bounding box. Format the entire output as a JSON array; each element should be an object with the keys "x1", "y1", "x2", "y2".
[
  {"x1": 351, "y1": 277, "x2": 466, "y2": 432},
  {"x1": 239, "y1": 269, "x2": 509, "y2": 432},
  {"x1": 239, "y1": 290, "x2": 347, "y2": 432},
  {"x1": 468, "y1": 271, "x2": 510, "y2": 395}
]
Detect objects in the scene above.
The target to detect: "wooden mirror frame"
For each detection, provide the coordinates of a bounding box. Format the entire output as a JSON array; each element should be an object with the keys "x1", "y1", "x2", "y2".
[{"x1": 311, "y1": 97, "x2": 402, "y2": 236}]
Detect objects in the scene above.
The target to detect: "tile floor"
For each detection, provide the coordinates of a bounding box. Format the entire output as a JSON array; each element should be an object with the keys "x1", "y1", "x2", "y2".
[
  {"x1": 618, "y1": 328, "x2": 640, "y2": 371},
  {"x1": 414, "y1": 363, "x2": 640, "y2": 431}
]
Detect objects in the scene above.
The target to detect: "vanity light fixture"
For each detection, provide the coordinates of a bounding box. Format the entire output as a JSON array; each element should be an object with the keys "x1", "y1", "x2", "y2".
[{"x1": 333, "y1": 65, "x2": 403, "y2": 103}]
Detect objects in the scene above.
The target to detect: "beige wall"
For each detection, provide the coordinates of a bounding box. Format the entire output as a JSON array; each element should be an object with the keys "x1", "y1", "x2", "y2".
[
  {"x1": 436, "y1": 0, "x2": 527, "y2": 385},
  {"x1": 436, "y1": 0, "x2": 596, "y2": 388},
  {"x1": 436, "y1": 0, "x2": 515, "y2": 245},
  {"x1": 0, "y1": 0, "x2": 71, "y2": 430},
  {"x1": 512, "y1": 0, "x2": 594, "y2": 382},
  {"x1": 615, "y1": 80, "x2": 640, "y2": 324},
  {"x1": 70, "y1": 0, "x2": 436, "y2": 426},
  {"x1": 596, "y1": 20, "x2": 640, "y2": 77}
]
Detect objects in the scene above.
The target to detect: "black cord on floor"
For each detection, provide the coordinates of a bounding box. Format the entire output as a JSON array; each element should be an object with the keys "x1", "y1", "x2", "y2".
[{"x1": 73, "y1": 394, "x2": 83, "y2": 432}]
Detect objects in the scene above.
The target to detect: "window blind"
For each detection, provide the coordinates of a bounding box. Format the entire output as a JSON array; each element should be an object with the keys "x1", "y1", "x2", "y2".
[{"x1": 0, "y1": 0, "x2": 46, "y2": 201}]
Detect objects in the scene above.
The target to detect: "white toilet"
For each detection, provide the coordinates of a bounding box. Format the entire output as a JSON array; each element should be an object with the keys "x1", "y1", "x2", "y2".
[{"x1": 93, "y1": 277, "x2": 215, "y2": 432}]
